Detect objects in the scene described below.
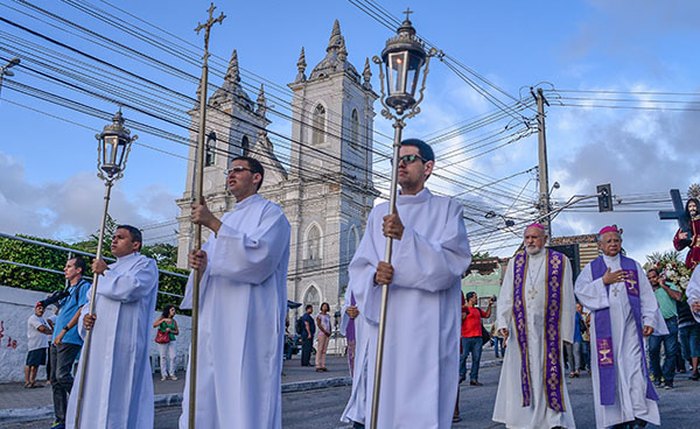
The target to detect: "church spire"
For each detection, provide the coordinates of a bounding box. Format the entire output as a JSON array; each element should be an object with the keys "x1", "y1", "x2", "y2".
[
  {"x1": 362, "y1": 57, "x2": 372, "y2": 89},
  {"x1": 326, "y1": 19, "x2": 344, "y2": 53},
  {"x1": 256, "y1": 84, "x2": 267, "y2": 118},
  {"x1": 225, "y1": 49, "x2": 241, "y2": 84},
  {"x1": 295, "y1": 47, "x2": 307, "y2": 83}
]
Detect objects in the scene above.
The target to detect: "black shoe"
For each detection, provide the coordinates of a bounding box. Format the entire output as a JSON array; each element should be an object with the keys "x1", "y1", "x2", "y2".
[
  {"x1": 664, "y1": 381, "x2": 673, "y2": 390},
  {"x1": 690, "y1": 371, "x2": 700, "y2": 381},
  {"x1": 458, "y1": 374, "x2": 466, "y2": 383},
  {"x1": 469, "y1": 380, "x2": 483, "y2": 386},
  {"x1": 633, "y1": 418, "x2": 648, "y2": 428},
  {"x1": 452, "y1": 415, "x2": 462, "y2": 423}
]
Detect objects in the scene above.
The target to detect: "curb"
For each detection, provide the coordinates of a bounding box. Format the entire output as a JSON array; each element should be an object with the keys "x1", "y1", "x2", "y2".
[{"x1": 0, "y1": 362, "x2": 499, "y2": 424}]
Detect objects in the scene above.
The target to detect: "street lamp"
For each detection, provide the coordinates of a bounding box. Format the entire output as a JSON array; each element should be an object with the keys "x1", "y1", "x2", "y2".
[
  {"x1": 370, "y1": 10, "x2": 436, "y2": 429},
  {"x1": 73, "y1": 109, "x2": 137, "y2": 428},
  {"x1": 0, "y1": 57, "x2": 21, "y2": 100}
]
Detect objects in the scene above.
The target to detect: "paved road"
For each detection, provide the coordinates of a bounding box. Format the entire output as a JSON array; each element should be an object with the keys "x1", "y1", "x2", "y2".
[{"x1": 6, "y1": 365, "x2": 700, "y2": 428}]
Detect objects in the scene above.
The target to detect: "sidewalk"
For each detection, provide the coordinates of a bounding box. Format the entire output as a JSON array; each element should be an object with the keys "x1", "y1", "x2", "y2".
[
  {"x1": 0, "y1": 354, "x2": 500, "y2": 423},
  {"x1": 0, "y1": 354, "x2": 353, "y2": 423}
]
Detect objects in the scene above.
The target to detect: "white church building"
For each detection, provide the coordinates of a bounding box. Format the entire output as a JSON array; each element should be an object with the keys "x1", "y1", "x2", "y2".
[{"x1": 176, "y1": 20, "x2": 379, "y2": 311}]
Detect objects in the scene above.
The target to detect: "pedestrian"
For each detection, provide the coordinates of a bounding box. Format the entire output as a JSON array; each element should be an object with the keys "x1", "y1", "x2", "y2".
[
  {"x1": 66, "y1": 225, "x2": 159, "y2": 429},
  {"x1": 684, "y1": 265, "x2": 700, "y2": 380},
  {"x1": 153, "y1": 304, "x2": 179, "y2": 381},
  {"x1": 340, "y1": 290, "x2": 359, "y2": 376},
  {"x1": 491, "y1": 324, "x2": 503, "y2": 359},
  {"x1": 25, "y1": 302, "x2": 52, "y2": 388},
  {"x1": 575, "y1": 225, "x2": 665, "y2": 429},
  {"x1": 340, "y1": 138, "x2": 472, "y2": 428},
  {"x1": 300, "y1": 304, "x2": 316, "y2": 367},
  {"x1": 315, "y1": 302, "x2": 331, "y2": 372},
  {"x1": 577, "y1": 303, "x2": 591, "y2": 373},
  {"x1": 677, "y1": 297, "x2": 700, "y2": 380},
  {"x1": 564, "y1": 308, "x2": 583, "y2": 378},
  {"x1": 49, "y1": 256, "x2": 90, "y2": 429},
  {"x1": 492, "y1": 223, "x2": 576, "y2": 429},
  {"x1": 646, "y1": 267, "x2": 681, "y2": 389},
  {"x1": 460, "y1": 291, "x2": 492, "y2": 386},
  {"x1": 179, "y1": 156, "x2": 291, "y2": 429}
]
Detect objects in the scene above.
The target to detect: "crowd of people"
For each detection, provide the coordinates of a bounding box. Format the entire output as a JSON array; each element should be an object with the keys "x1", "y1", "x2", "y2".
[{"x1": 20, "y1": 144, "x2": 700, "y2": 428}]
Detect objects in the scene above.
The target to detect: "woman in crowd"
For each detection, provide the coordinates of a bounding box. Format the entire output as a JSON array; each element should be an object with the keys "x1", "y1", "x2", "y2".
[
  {"x1": 153, "y1": 304, "x2": 179, "y2": 381},
  {"x1": 315, "y1": 302, "x2": 332, "y2": 372}
]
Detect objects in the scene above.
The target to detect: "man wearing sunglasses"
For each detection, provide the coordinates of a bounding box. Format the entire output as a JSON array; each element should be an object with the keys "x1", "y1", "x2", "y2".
[
  {"x1": 180, "y1": 156, "x2": 291, "y2": 429},
  {"x1": 341, "y1": 139, "x2": 472, "y2": 428}
]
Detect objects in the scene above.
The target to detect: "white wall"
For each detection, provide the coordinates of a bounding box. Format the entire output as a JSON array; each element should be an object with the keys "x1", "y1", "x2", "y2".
[{"x1": 0, "y1": 285, "x2": 191, "y2": 383}]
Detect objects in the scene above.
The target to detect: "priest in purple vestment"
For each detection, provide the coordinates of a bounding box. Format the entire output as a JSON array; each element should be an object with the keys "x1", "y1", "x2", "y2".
[{"x1": 575, "y1": 225, "x2": 666, "y2": 429}]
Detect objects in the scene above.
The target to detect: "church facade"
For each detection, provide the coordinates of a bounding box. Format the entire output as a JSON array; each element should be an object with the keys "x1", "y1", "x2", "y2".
[{"x1": 176, "y1": 20, "x2": 378, "y2": 311}]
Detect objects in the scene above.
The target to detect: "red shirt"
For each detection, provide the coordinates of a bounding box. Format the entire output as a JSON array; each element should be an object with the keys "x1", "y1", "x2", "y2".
[{"x1": 461, "y1": 305, "x2": 487, "y2": 338}]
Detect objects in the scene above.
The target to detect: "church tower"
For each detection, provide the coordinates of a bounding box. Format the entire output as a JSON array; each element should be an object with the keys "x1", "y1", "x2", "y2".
[
  {"x1": 283, "y1": 20, "x2": 378, "y2": 310},
  {"x1": 175, "y1": 50, "x2": 284, "y2": 267}
]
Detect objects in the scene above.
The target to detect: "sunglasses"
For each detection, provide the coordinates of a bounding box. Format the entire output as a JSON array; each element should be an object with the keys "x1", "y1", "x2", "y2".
[
  {"x1": 223, "y1": 166, "x2": 252, "y2": 176},
  {"x1": 393, "y1": 154, "x2": 426, "y2": 166}
]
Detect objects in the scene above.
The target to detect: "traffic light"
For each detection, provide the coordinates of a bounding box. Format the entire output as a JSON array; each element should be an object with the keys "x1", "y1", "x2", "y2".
[{"x1": 597, "y1": 184, "x2": 613, "y2": 212}]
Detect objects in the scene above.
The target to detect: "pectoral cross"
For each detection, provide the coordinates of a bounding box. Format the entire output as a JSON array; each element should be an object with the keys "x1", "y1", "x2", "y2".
[
  {"x1": 611, "y1": 286, "x2": 620, "y2": 297},
  {"x1": 527, "y1": 285, "x2": 538, "y2": 300}
]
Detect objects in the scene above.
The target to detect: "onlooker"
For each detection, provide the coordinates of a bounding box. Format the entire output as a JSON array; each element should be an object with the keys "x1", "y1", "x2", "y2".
[
  {"x1": 578, "y1": 303, "x2": 591, "y2": 372},
  {"x1": 647, "y1": 267, "x2": 681, "y2": 389},
  {"x1": 490, "y1": 324, "x2": 503, "y2": 359},
  {"x1": 153, "y1": 304, "x2": 179, "y2": 381},
  {"x1": 677, "y1": 298, "x2": 700, "y2": 380},
  {"x1": 45, "y1": 306, "x2": 57, "y2": 385},
  {"x1": 25, "y1": 302, "x2": 52, "y2": 388},
  {"x1": 315, "y1": 302, "x2": 331, "y2": 372},
  {"x1": 49, "y1": 256, "x2": 90, "y2": 429},
  {"x1": 460, "y1": 291, "x2": 492, "y2": 386},
  {"x1": 300, "y1": 304, "x2": 315, "y2": 367},
  {"x1": 340, "y1": 291, "x2": 359, "y2": 376},
  {"x1": 565, "y1": 307, "x2": 583, "y2": 378}
]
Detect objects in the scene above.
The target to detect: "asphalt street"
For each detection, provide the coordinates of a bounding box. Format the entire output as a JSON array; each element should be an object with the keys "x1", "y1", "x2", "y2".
[{"x1": 5, "y1": 364, "x2": 699, "y2": 428}]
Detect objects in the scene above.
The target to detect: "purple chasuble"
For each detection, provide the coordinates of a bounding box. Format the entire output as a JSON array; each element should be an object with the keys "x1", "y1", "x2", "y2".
[
  {"x1": 512, "y1": 249, "x2": 565, "y2": 412},
  {"x1": 590, "y1": 255, "x2": 658, "y2": 406}
]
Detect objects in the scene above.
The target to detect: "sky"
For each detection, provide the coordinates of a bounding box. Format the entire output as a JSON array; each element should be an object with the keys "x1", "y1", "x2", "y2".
[{"x1": 1, "y1": 0, "x2": 699, "y2": 263}]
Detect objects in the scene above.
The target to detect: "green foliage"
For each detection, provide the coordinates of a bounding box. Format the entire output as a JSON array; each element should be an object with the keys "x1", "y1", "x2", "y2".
[
  {"x1": 142, "y1": 243, "x2": 178, "y2": 266},
  {"x1": 72, "y1": 213, "x2": 118, "y2": 258},
  {"x1": 155, "y1": 265, "x2": 190, "y2": 314},
  {"x1": 472, "y1": 251, "x2": 491, "y2": 260},
  {"x1": 0, "y1": 235, "x2": 79, "y2": 293}
]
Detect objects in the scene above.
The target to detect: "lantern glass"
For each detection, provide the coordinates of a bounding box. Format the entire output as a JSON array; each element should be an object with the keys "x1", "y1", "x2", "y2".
[
  {"x1": 406, "y1": 52, "x2": 423, "y2": 98},
  {"x1": 387, "y1": 51, "x2": 408, "y2": 96}
]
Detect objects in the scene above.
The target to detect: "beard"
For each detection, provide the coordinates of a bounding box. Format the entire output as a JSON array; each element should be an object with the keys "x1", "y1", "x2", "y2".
[{"x1": 525, "y1": 245, "x2": 543, "y2": 256}]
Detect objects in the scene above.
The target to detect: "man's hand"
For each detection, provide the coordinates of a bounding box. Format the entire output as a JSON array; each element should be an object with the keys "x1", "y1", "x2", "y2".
[
  {"x1": 642, "y1": 325, "x2": 654, "y2": 337},
  {"x1": 499, "y1": 328, "x2": 509, "y2": 342},
  {"x1": 188, "y1": 249, "x2": 208, "y2": 272},
  {"x1": 679, "y1": 231, "x2": 689, "y2": 240},
  {"x1": 382, "y1": 212, "x2": 404, "y2": 240},
  {"x1": 602, "y1": 268, "x2": 627, "y2": 285},
  {"x1": 346, "y1": 305, "x2": 359, "y2": 319},
  {"x1": 83, "y1": 314, "x2": 97, "y2": 331},
  {"x1": 92, "y1": 258, "x2": 108, "y2": 275},
  {"x1": 191, "y1": 201, "x2": 221, "y2": 232},
  {"x1": 374, "y1": 261, "x2": 394, "y2": 286},
  {"x1": 53, "y1": 330, "x2": 65, "y2": 346}
]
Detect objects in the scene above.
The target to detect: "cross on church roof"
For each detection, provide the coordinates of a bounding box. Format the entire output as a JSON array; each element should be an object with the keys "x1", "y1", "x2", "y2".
[
  {"x1": 403, "y1": 8, "x2": 414, "y2": 21},
  {"x1": 195, "y1": 2, "x2": 226, "y2": 52}
]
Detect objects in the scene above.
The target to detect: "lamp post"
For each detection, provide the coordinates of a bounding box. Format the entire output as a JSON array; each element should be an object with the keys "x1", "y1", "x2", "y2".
[
  {"x1": 73, "y1": 109, "x2": 137, "y2": 429},
  {"x1": 370, "y1": 10, "x2": 435, "y2": 429},
  {"x1": 0, "y1": 57, "x2": 21, "y2": 101}
]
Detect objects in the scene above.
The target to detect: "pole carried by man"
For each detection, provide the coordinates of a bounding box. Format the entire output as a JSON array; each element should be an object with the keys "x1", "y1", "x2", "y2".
[
  {"x1": 575, "y1": 225, "x2": 666, "y2": 429},
  {"x1": 492, "y1": 223, "x2": 576, "y2": 429}
]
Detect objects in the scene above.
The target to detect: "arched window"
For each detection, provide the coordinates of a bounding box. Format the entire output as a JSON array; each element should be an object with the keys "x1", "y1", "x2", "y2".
[
  {"x1": 347, "y1": 225, "x2": 359, "y2": 260},
  {"x1": 312, "y1": 104, "x2": 326, "y2": 145},
  {"x1": 205, "y1": 131, "x2": 216, "y2": 167},
  {"x1": 241, "y1": 135, "x2": 250, "y2": 157},
  {"x1": 306, "y1": 224, "x2": 322, "y2": 260},
  {"x1": 303, "y1": 285, "x2": 320, "y2": 310},
  {"x1": 350, "y1": 109, "x2": 360, "y2": 148}
]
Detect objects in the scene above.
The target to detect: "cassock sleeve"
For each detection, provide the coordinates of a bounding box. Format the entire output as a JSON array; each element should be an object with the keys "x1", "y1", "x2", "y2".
[
  {"x1": 96, "y1": 257, "x2": 159, "y2": 303},
  {"x1": 574, "y1": 263, "x2": 610, "y2": 311},
  {"x1": 496, "y1": 259, "x2": 515, "y2": 332},
  {"x1": 207, "y1": 204, "x2": 290, "y2": 285},
  {"x1": 560, "y1": 256, "x2": 575, "y2": 343},
  {"x1": 686, "y1": 267, "x2": 700, "y2": 323},
  {"x1": 390, "y1": 199, "x2": 472, "y2": 293}
]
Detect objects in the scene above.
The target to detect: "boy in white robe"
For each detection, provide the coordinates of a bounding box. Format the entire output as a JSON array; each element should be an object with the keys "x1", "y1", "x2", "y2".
[
  {"x1": 179, "y1": 156, "x2": 290, "y2": 429},
  {"x1": 341, "y1": 139, "x2": 472, "y2": 428},
  {"x1": 66, "y1": 225, "x2": 159, "y2": 429}
]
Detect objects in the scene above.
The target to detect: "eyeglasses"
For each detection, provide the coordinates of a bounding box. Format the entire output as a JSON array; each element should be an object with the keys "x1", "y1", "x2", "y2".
[
  {"x1": 223, "y1": 166, "x2": 252, "y2": 176},
  {"x1": 393, "y1": 153, "x2": 426, "y2": 166}
]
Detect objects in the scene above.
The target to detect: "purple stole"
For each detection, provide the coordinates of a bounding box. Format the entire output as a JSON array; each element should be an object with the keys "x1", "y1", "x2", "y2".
[
  {"x1": 590, "y1": 255, "x2": 658, "y2": 406},
  {"x1": 512, "y1": 249, "x2": 565, "y2": 412},
  {"x1": 346, "y1": 293, "x2": 356, "y2": 342}
]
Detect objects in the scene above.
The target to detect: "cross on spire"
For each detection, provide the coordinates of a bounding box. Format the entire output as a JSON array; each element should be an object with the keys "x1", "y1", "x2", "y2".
[
  {"x1": 403, "y1": 8, "x2": 413, "y2": 21},
  {"x1": 195, "y1": 2, "x2": 226, "y2": 54}
]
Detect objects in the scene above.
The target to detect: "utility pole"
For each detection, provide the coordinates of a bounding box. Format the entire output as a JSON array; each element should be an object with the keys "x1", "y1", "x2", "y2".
[{"x1": 532, "y1": 87, "x2": 552, "y2": 239}]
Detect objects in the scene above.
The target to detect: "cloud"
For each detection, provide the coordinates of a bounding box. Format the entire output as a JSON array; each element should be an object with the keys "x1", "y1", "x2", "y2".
[{"x1": 0, "y1": 152, "x2": 179, "y2": 245}]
